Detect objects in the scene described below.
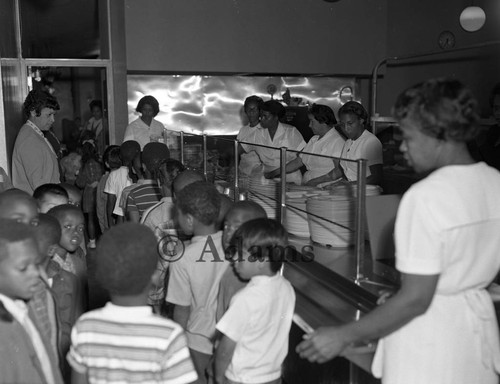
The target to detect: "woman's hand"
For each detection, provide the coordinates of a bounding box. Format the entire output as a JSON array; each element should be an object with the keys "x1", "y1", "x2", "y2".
[{"x1": 296, "y1": 326, "x2": 349, "y2": 363}]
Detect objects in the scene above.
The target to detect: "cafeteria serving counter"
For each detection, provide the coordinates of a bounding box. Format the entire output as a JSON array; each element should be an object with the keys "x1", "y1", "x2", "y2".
[{"x1": 282, "y1": 236, "x2": 399, "y2": 384}]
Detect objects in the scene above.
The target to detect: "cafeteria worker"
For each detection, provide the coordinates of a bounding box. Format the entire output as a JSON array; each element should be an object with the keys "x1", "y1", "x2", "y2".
[
  {"x1": 297, "y1": 78, "x2": 500, "y2": 384},
  {"x1": 265, "y1": 104, "x2": 345, "y2": 186}
]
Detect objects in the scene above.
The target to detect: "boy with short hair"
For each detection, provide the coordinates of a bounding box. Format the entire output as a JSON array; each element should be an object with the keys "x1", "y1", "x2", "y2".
[
  {"x1": 33, "y1": 213, "x2": 82, "y2": 380},
  {"x1": 0, "y1": 188, "x2": 39, "y2": 226},
  {"x1": 126, "y1": 142, "x2": 169, "y2": 223},
  {"x1": 216, "y1": 201, "x2": 267, "y2": 321},
  {"x1": 0, "y1": 219, "x2": 64, "y2": 384},
  {"x1": 214, "y1": 219, "x2": 295, "y2": 384},
  {"x1": 47, "y1": 204, "x2": 87, "y2": 280},
  {"x1": 67, "y1": 223, "x2": 198, "y2": 384},
  {"x1": 167, "y1": 181, "x2": 227, "y2": 383},
  {"x1": 141, "y1": 158, "x2": 185, "y2": 231},
  {"x1": 33, "y1": 183, "x2": 69, "y2": 213}
]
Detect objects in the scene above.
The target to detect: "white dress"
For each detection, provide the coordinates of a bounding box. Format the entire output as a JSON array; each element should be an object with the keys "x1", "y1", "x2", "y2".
[
  {"x1": 248, "y1": 122, "x2": 306, "y2": 184},
  {"x1": 300, "y1": 128, "x2": 345, "y2": 183},
  {"x1": 372, "y1": 162, "x2": 500, "y2": 384}
]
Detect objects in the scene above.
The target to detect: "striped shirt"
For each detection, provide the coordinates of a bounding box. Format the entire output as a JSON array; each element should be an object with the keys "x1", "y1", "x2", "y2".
[
  {"x1": 67, "y1": 303, "x2": 197, "y2": 384},
  {"x1": 126, "y1": 180, "x2": 162, "y2": 219}
]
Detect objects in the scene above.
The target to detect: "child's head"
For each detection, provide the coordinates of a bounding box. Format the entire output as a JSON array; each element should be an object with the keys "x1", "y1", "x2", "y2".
[
  {"x1": 158, "y1": 159, "x2": 185, "y2": 197},
  {"x1": 33, "y1": 213, "x2": 62, "y2": 269},
  {"x1": 59, "y1": 183, "x2": 82, "y2": 208},
  {"x1": 60, "y1": 152, "x2": 82, "y2": 181},
  {"x1": 89, "y1": 99, "x2": 103, "y2": 120},
  {"x1": 33, "y1": 183, "x2": 69, "y2": 213},
  {"x1": 103, "y1": 145, "x2": 121, "y2": 171},
  {"x1": 95, "y1": 223, "x2": 158, "y2": 298},
  {"x1": 172, "y1": 169, "x2": 205, "y2": 199},
  {"x1": 0, "y1": 189, "x2": 39, "y2": 226},
  {"x1": 176, "y1": 181, "x2": 220, "y2": 235},
  {"x1": 222, "y1": 201, "x2": 267, "y2": 249},
  {"x1": 0, "y1": 219, "x2": 40, "y2": 300},
  {"x1": 228, "y1": 218, "x2": 287, "y2": 280},
  {"x1": 80, "y1": 141, "x2": 99, "y2": 164},
  {"x1": 142, "y1": 142, "x2": 170, "y2": 178},
  {"x1": 120, "y1": 140, "x2": 141, "y2": 166},
  {"x1": 47, "y1": 204, "x2": 85, "y2": 253}
]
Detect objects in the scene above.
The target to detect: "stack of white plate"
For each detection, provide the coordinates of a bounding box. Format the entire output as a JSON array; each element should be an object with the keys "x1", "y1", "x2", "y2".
[
  {"x1": 247, "y1": 176, "x2": 280, "y2": 219},
  {"x1": 307, "y1": 195, "x2": 355, "y2": 247},
  {"x1": 285, "y1": 192, "x2": 310, "y2": 238},
  {"x1": 306, "y1": 184, "x2": 381, "y2": 247},
  {"x1": 325, "y1": 183, "x2": 382, "y2": 198},
  {"x1": 285, "y1": 188, "x2": 329, "y2": 238}
]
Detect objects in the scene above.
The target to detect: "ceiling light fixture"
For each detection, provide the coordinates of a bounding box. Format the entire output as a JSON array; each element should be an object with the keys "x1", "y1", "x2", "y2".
[{"x1": 459, "y1": 5, "x2": 486, "y2": 32}]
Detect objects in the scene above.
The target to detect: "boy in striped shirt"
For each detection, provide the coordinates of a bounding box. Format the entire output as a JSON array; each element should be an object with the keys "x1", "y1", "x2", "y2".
[{"x1": 67, "y1": 223, "x2": 197, "y2": 384}]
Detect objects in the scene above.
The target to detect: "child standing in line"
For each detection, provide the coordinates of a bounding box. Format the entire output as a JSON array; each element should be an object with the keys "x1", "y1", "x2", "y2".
[
  {"x1": 104, "y1": 140, "x2": 140, "y2": 226},
  {"x1": 214, "y1": 219, "x2": 295, "y2": 384},
  {"x1": 67, "y1": 223, "x2": 198, "y2": 384},
  {"x1": 33, "y1": 183, "x2": 69, "y2": 213},
  {"x1": 33, "y1": 213, "x2": 82, "y2": 381},
  {"x1": 119, "y1": 147, "x2": 144, "y2": 221},
  {"x1": 47, "y1": 204, "x2": 87, "y2": 279},
  {"x1": 0, "y1": 219, "x2": 64, "y2": 384},
  {"x1": 126, "y1": 142, "x2": 168, "y2": 223},
  {"x1": 167, "y1": 181, "x2": 227, "y2": 384},
  {"x1": 141, "y1": 158, "x2": 185, "y2": 232},
  {"x1": 96, "y1": 145, "x2": 121, "y2": 233},
  {"x1": 216, "y1": 201, "x2": 267, "y2": 322},
  {"x1": 0, "y1": 188, "x2": 39, "y2": 226},
  {"x1": 76, "y1": 141, "x2": 103, "y2": 249}
]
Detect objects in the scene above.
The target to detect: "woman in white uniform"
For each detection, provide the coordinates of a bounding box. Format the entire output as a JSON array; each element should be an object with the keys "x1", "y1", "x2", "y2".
[
  {"x1": 297, "y1": 78, "x2": 500, "y2": 384},
  {"x1": 265, "y1": 104, "x2": 345, "y2": 186},
  {"x1": 236, "y1": 95, "x2": 264, "y2": 176},
  {"x1": 123, "y1": 95, "x2": 165, "y2": 149},
  {"x1": 336, "y1": 101, "x2": 383, "y2": 185},
  {"x1": 251, "y1": 100, "x2": 306, "y2": 185}
]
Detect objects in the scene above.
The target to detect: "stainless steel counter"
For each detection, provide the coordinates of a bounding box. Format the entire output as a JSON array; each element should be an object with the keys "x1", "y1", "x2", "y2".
[{"x1": 283, "y1": 236, "x2": 399, "y2": 383}]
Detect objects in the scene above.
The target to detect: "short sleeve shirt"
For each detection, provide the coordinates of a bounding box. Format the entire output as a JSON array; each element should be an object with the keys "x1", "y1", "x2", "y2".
[
  {"x1": 104, "y1": 166, "x2": 132, "y2": 216},
  {"x1": 340, "y1": 129, "x2": 382, "y2": 181},
  {"x1": 216, "y1": 274, "x2": 295, "y2": 383},
  {"x1": 166, "y1": 231, "x2": 228, "y2": 354},
  {"x1": 300, "y1": 128, "x2": 345, "y2": 183}
]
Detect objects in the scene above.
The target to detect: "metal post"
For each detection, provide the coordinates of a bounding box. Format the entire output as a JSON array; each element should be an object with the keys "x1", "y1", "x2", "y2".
[
  {"x1": 180, "y1": 131, "x2": 185, "y2": 165},
  {"x1": 202, "y1": 134, "x2": 208, "y2": 179},
  {"x1": 279, "y1": 147, "x2": 287, "y2": 225},
  {"x1": 233, "y1": 140, "x2": 239, "y2": 200},
  {"x1": 355, "y1": 159, "x2": 367, "y2": 280}
]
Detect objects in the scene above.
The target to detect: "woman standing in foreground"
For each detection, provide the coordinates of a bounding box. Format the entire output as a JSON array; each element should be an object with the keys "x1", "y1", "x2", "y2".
[{"x1": 297, "y1": 78, "x2": 500, "y2": 383}]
